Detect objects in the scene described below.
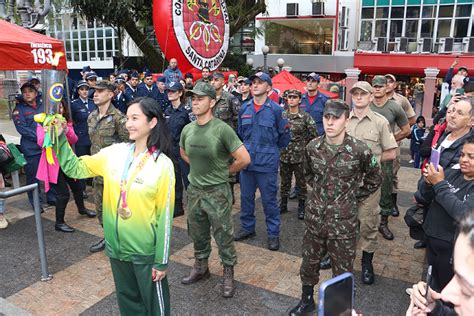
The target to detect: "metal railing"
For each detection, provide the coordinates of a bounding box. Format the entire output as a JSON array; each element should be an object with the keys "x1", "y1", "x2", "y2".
[{"x1": 0, "y1": 183, "x2": 52, "y2": 281}]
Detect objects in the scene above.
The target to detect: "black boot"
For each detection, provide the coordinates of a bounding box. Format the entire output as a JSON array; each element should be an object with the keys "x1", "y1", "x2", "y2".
[
  {"x1": 280, "y1": 197, "x2": 288, "y2": 214},
  {"x1": 361, "y1": 251, "x2": 375, "y2": 285},
  {"x1": 289, "y1": 285, "x2": 315, "y2": 315},
  {"x1": 320, "y1": 255, "x2": 331, "y2": 270},
  {"x1": 414, "y1": 240, "x2": 427, "y2": 249},
  {"x1": 391, "y1": 193, "x2": 399, "y2": 217},
  {"x1": 55, "y1": 199, "x2": 74, "y2": 232},
  {"x1": 379, "y1": 215, "x2": 394, "y2": 240},
  {"x1": 174, "y1": 199, "x2": 184, "y2": 217},
  {"x1": 90, "y1": 238, "x2": 105, "y2": 252},
  {"x1": 297, "y1": 199, "x2": 305, "y2": 220}
]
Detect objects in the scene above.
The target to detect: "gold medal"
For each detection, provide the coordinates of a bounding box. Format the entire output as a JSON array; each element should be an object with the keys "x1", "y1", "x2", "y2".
[{"x1": 118, "y1": 207, "x2": 132, "y2": 220}]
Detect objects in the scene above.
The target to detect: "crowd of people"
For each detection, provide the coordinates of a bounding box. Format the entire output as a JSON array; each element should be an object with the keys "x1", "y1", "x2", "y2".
[{"x1": 0, "y1": 56, "x2": 473, "y2": 315}]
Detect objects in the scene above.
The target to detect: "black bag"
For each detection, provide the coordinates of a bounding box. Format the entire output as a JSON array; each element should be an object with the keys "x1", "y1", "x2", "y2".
[{"x1": 404, "y1": 205, "x2": 425, "y2": 227}]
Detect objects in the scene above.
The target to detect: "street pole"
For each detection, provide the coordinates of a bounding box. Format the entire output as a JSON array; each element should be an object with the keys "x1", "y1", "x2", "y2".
[{"x1": 262, "y1": 45, "x2": 269, "y2": 73}]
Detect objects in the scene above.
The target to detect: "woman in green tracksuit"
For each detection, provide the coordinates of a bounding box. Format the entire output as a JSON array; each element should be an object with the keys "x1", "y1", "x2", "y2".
[{"x1": 53, "y1": 97, "x2": 175, "y2": 315}]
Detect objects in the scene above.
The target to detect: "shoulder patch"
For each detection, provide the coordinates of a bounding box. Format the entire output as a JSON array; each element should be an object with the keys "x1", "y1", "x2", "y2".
[{"x1": 282, "y1": 111, "x2": 288, "y2": 120}]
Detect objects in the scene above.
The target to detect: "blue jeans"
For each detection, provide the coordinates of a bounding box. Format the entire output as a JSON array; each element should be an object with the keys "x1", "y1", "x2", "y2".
[{"x1": 239, "y1": 170, "x2": 280, "y2": 237}]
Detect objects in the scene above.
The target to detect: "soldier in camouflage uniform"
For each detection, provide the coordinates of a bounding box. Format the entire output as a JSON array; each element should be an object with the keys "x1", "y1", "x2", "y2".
[
  {"x1": 279, "y1": 89, "x2": 318, "y2": 219},
  {"x1": 210, "y1": 72, "x2": 242, "y2": 203},
  {"x1": 88, "y1": 81, "x2": 129, "y2": 253},
  {"x1": 289, "y1": 100, "x2": 382, "y2": 316}
]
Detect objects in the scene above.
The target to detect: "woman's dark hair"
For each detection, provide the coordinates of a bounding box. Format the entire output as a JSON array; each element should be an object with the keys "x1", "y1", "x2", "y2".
[
  {"x1": 459, "y1": 211, "x2": 474, "y2": 248},
  {"x1": 463, "y1": 135, "x2": 474, "y2": 146},
  {"x1": 127, "y1": 97, "x2": 173, "y2": 159},
  {"x1": 60, "y1": 99, "x2": 71, "y2": 122}
]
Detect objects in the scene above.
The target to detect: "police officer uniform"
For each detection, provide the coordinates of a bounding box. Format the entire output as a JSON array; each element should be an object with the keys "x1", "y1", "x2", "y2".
[
  {"x1": 113, "y1": 78, "x2": 130, "y2": 114},
  {"x1": 136, "y1": 71, "x2": 159, "y2": 100},
  {"x1": 164, "y1": 82, "x2": 192, "y2": 217},
  {"x1": 85, "y1": 71, "x2": 98, "y2": 100},
  {"x1": 156, "y1": 76, "x2": 171, "y2": 111},
  {"x1": 235, "y1": 72, "x2": 290, "y2": 251},
  {"x1": 12, "y1": 82, "x2": 46, "y2": 208},
  {"x1": 299, "y1": 73, "x2": 330, "y2": 136},
  {"x1": 124, "y1": 72, "x2": 139, "y2": 101}
]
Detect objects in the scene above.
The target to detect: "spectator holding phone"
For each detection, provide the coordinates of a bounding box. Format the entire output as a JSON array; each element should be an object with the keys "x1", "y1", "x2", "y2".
[
  {"x1": 416, "y1": 137, "x2": 474, "y2": 292},
  {"x1": 406, "y1": 211, "x2": 474, "y2": 316}
]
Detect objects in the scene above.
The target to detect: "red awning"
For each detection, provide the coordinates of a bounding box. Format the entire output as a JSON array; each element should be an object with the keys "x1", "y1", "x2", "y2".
[
  {"x1": 354, "y1": 52, "x2": 474, "y2": 77},
  {"x1": 272, "y1": 70, "x2": 339, "y2": 98},
  {"x1": 0, "y1": 19, "x2": 67, "y2": 71}
]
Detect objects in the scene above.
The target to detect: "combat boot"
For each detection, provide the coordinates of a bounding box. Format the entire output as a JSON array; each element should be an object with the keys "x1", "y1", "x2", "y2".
[
  {"x1": 289, "y1": 285, "x2": 315, "y2": 315},
  {"x1": 222, "y1": 266, "x2": 235, "y2": 298},
  {"x1": 280, "y1": 197, "x2": 288, "y2": 214},
  {"x1": 181, "y1": 259, "x2": 210, "y2": 285},
  {"x1": 361, "y1": 251, "x2": 375, "y2": 285},
  {"x1": 391, "y1": 193, "x2": 400, "y2": 217},
  {"x1": 297, "y1": 199, "x2": 305, "y2": 220},
  {"x1": 379, "y1": 215, "x2": 394, "y2": 240}
]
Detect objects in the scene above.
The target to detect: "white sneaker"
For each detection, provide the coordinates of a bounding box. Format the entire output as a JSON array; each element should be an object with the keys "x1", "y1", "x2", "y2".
[
  {"x1": 0, "y1": 215, "x2": 8, "y2": 229},
  {"x1": 409, "y1": 159, "x2": 415, "y2": 163}
]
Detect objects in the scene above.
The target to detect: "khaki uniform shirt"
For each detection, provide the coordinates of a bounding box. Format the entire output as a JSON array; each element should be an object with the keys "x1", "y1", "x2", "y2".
[{"x1": 347, "y1": 109, "x2": 398, "y2": 163}]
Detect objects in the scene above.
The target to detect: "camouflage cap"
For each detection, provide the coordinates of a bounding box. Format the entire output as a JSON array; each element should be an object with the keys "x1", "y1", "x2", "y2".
[
  {"x1": 185, "y1": 81, "x2": 216, "y2": 99},
  {"x1": 372, "y1": 75, "x2": 387, "y2": 87},
  {"x1": 94, "y1": 80, "x2": 116, "y2": 91},
  {"x1": 323, "y1": 99, "x2": 350, "y2": 118},
  {"x1": 350, "y1": 81, "x2": 373, "y2": 94},
  {"x1": 384, "y1": 74, "x2": 397, "y2": 82}
]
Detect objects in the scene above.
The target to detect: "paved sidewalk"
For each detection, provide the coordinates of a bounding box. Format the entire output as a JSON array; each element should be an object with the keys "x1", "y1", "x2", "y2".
[{"x1": 0, "y1": 119, "x2": 424, "y2": 315}]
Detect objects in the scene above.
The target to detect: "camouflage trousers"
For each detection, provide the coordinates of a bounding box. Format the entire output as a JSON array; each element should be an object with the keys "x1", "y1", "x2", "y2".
[
  {"x1": 280, "y1": 161, "x2": 307, "y2": 200},
  {"x1": 379, "y1": 160, "x2": 394, "y2": 216},
  {"x1": 357, "y1": 188, "x2": 381, "y2": 253},
  {"x1": 93, "y1": 176, "x2": 104, "y2": 226},
  {"x1": 300, "y1": 227, "x2": 356, "y2": 286},
  {"x1": 187, "y1": 182, "x2": 237, "y2": 267},
  {"x1": 392, "y1": 146, "x2": 401, "y2": 192}
]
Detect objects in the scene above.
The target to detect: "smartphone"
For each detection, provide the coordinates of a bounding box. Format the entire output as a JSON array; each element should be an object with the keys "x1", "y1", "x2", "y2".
[
  {"x1": 455, "y1": 88, "x2": 465, "y2": 96},
  {"x1": 318, "y1": 272, "x2": 354, "y2": 316},
  {"x1": 425, "y1": 265, "x2": 433, "y2": 300},
  {"x1": 430, "y1": 148, "x2": 441, "y2": 171}
]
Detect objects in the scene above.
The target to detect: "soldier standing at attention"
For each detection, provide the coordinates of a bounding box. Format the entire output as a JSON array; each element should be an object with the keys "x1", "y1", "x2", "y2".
[
  {"x1": 279, "y1": 89, "x2": 318, "y2": 219},
  {"x1": 179, "y1": 81, "x2": 250, "y2": 298},
  {"x1": 347, "y1": 81, "x2": 398, "y2": 285},
  {"x1": 369, "y1": 75, "x2": 410, "y2": 240},
  {"x1": 88, "y1": 81, "x2": 129, "y2": 253},
  {"x1": 289, "y1": 100, "x2": 382, "y2": 315}
]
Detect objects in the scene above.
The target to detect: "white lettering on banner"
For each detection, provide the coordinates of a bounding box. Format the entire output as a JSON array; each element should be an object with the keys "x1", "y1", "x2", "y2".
[
  {"x1": 30, "y1": 43, "x2": 53, "y2": 49},
  {"x1": 31, "y1": 48, "x2": 54, "y2": 64}
]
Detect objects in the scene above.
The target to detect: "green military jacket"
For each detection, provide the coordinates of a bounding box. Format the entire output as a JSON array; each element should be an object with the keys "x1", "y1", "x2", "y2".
[
  {"x1": 305, "y1": 134, "x2": 382, "y2": 238},
  {"x1": 280, "y1": 110, "x2": 318, "y2": 164},
  {"x1": 213, "y1": 90, "x2": 240, "y2": 130},
  {"x1": 87, "y1": 103, "x2": 129, "y2": 155}
]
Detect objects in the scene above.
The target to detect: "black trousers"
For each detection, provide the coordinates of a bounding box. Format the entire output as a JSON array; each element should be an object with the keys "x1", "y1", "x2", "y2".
[
  {"x1": 426, "y1": 236, "x2": 454, "y2": 292},
  {"x1": 53, "y1": 169, "x2": 85, "y2": 223}
]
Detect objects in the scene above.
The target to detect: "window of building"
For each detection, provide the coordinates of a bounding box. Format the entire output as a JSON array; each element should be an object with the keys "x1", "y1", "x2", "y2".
[
  {"x1": 437, "y1": 20, "x2": 451, "y2": 38},
  {"x1": 455, "y1": 4, "x2": 471, "y2": 18},
  {"x1": 360, "y1": 20, "x2": 373, "y2": 41},
  {"x1": 422, "y1": 6, "x2": 435, "y2": 18},
  {"x1": 454, "y1": 19, "x2": 469, "y2": 38},
  {"x1": 375, "y1": 20, "x2": 388, "y2": 37},
  {"x1": 405, "y1": 20, "x2": 418, "y2": 38},
  {"x1": 391, "y1": 7, "x2": 405, "y2": 19},
  {"x1": 376, "y1": 7, "x2": 389, "y2": 19},
  {"x1": 406, "y1": 6, "x2": 421, "y2": 18},
  {"x1": 264, "y1": 19, "x2": 334, "y2": 55},
  {"x1": 390, "y1": 20, "x2": 403, "y2": 41},
  {"x1": 421, "y1": 19, "x2": 434, "y2": 38},
  {"x1": 438, "y1": 6, "x2": 454, "y2": 18},
  {"x1": 362, "y1": 8, "x2": 374, "y2": 19}
]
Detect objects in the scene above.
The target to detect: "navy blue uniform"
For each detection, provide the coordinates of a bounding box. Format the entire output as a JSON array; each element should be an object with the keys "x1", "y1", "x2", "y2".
[
  {"x1": 136, "y1": 82, "x2": 159, "y2": 100},
  {"x1": 124, "y1": 84, "x2": 137, "y2": 101},
  {"x1": 237, "y1": 98, "x2": 291, "y2": 237},
  {"x1": 157, "y1": 90, "x2": 171, "y2": 112},
  {"x1": 300, "y1": 91, "x2": 329, "y2": 136},
  {"x1": 113, "y1": 91, "x2": 130, "y2": 114},
  {"x1": 164, "y1": 103, "x2": 192, "y2": 203},
  {"x1": 12, "y1": 101, "x2": 45, "y2": 207}
]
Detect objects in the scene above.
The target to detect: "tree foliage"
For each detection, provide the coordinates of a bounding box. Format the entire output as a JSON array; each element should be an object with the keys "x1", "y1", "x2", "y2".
[{"x1": 71, "y1": 0, "x2": 266, "y2": 71}]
